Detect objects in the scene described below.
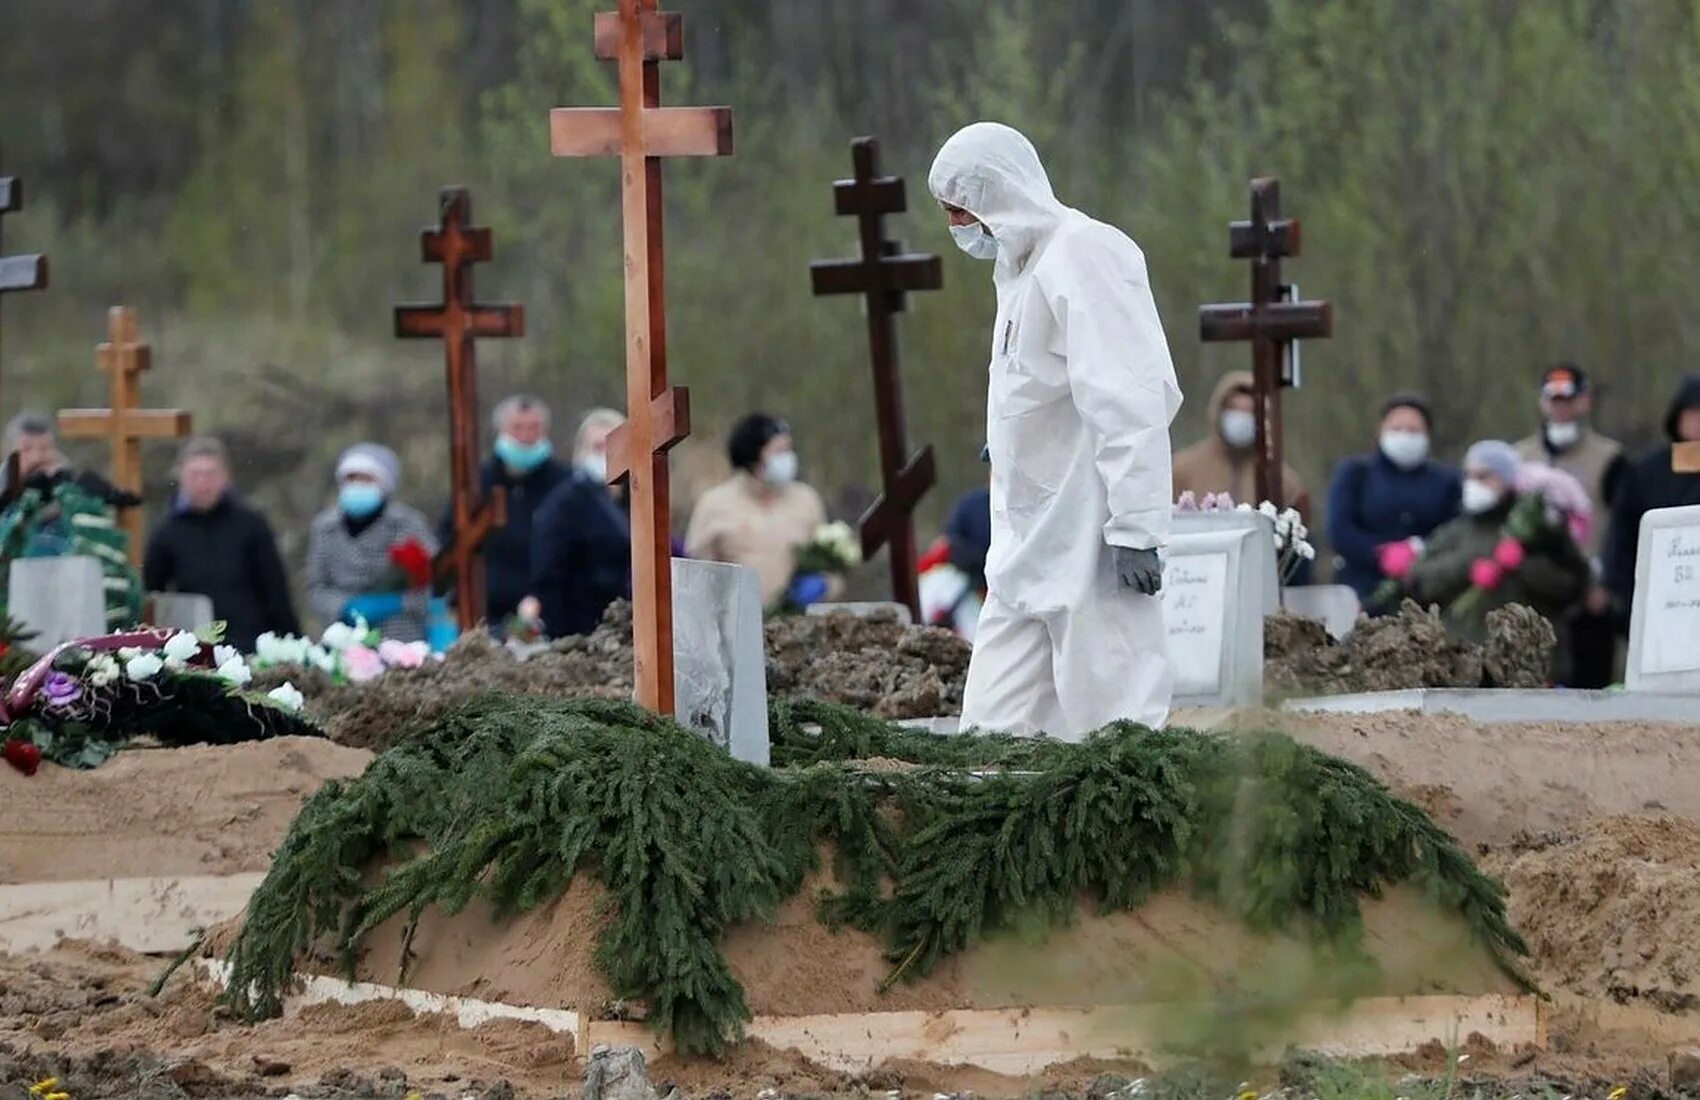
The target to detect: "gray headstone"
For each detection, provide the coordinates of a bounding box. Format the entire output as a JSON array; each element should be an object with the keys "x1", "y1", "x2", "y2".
[
  {"x1": 1627, "y1": 504, "x2": 1700, "y2": 693},
  {"x1": 7, "y1": 556, "x2": 107, "y2": 648},
  {"x1": 1161, "y1": 512, "x2": 1278, "y2": 708},
  {"x1": 671, "y1": 558, "x2": 769, "y2": 765},
  {"x1": 150, "y1": 592, "x2": 215, "y2": 633},
  {"x1": 805, "y1": 601, "x2": 913, "y2": 624},
  {"x1": 1279, "y1": 584, "x2": 1362, "y2": 640}
]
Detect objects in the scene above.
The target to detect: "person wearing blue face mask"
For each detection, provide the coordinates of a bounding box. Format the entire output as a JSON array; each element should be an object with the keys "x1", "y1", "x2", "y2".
[
  {"x1": 306, "y1": 442, "x2": 437, "y2": 641},
  {"x1": 438, "y1": 394, "x2": 571, "y2": 629}
]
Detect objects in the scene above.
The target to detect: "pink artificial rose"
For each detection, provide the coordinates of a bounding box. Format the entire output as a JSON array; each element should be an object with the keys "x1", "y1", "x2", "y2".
[
  {"x1": 1568, "y1": 511, "x2": 1592, "y2": 548},
  {"x1": 1470, "y1": 557, "x2": 1505, "y2": 591},
  {"x1": 1492, "y1": 536, "x2": 1526, "y2": 571},
  {"x1": 377, "y1": 639, "x2": 429, "y2": 670},
  {"x1": 1206, "y1": 492, "x2": 1235, "y2": 512},
  {"x1": 1377, "y1": 539, "x2": 1418, "y2": 580},
  {"x1": 343, "y1": 643, "x2": 385, "y2": 683},
  {"x1": 1175, "y1": 490, "x2": 1200, "y2": 513}
]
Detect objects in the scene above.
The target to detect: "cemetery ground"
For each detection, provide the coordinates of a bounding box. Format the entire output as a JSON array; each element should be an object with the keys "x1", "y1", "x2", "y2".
[{"x1": 3, "y1": 627, "x2": 1700, "y2": 1099}]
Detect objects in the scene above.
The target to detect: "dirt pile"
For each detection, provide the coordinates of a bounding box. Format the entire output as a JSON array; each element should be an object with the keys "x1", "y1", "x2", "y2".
[
  {"x1": 1490, "y1": 816, "x2": 1700, "y2": 1014},
  {"x1": 258, "y1": 604, "x2": 971, "y2": 749},
  {"x1": 1265, "y1": 600, "x2": 1554, "y2": 695}
]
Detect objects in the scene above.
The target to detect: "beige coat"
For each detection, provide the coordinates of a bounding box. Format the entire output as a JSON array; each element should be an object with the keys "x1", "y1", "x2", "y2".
[
  {"x1": 1171, "y1": 370, "x2": 1309, "y2": 515},
  {"x1": 1515, "y1": 427, "x2": 1623, "y2": 560},
  {"x1": 684, "y1": 473, "x2": 828, "y2": 605}
]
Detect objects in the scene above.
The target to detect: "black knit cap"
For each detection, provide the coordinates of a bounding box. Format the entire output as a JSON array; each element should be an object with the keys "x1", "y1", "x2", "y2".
[
  {"x1": 1380, "y1": 391, "x2": 1434, "y2": 431},
  {"x1": 728, "y1": 412, "x2": 790, "y2": 472}
]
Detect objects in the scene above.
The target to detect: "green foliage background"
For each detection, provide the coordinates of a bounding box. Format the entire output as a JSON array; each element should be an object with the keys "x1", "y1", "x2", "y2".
[{"x1": 4, "y1": 0, "x2": 1698, "y2": 585}]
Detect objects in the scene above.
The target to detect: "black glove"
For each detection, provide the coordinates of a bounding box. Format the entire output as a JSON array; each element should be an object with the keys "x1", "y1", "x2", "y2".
[{"x1": 1114, "y1": 546, "x2": 1162, "y2": 595}]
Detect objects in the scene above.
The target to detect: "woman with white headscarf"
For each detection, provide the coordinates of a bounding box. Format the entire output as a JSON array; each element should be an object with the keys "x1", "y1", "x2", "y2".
[{"x1": 305, "y1": 443, "x2": 437, "y2": 641}]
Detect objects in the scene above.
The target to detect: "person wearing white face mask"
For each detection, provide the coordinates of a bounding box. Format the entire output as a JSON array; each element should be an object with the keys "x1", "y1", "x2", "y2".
[
  {"x1": 684, "y1": 412, "x2": 833, "y2": 607},
  {"x1": 1172, "y1": 370, "x2": 1310, "y2": 517},
  {"x1": 1326, "y1": 392, "x2": 1464, "y2": 608},
  {"x1": 526, "y1": 408, "x2": 633, "y2": 639},
  {"x1": 1513, "y1": 365, "x2": 1626, "y2": 686}
]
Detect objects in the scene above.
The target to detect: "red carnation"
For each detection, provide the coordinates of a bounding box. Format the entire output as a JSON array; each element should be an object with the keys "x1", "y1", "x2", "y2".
[
  {"x1": 3, "y1": 740, "x2": 41, "y2": 777},
  {"x1": 388, "y1": 538, "x2": 433, "y2": 589}
]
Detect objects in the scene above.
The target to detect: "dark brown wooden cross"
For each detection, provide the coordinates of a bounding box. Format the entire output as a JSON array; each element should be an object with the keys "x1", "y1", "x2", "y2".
[
  {"x1": 549, "y1": 0, "x2": 733, "y2": 715},
  {"x1": 394, "y1": 186, "x2": 523, "y2": 632},
  {"x1": 809, "y1": 137, "x2": 943, "y2": 622},
  {"x1": 1198, "y1": 178, "x2": 1332, "y2": 505},
  {"x1": 58, "y1": 307, "x2": 193, "y2": 563},
  {"x1": 0, "y1": 144, "x2": 50, "y2": 413}
]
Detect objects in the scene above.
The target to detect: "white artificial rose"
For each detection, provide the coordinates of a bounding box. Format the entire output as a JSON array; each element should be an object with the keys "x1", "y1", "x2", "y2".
[
  {"x1": 1236, "y1": 502, "x2": 1254, "y2": 513},
  {"x1": 214, "y1": 644, "x2": 242, "y2": 669},
  {"x1": 124, "y1": 653, "x2": 164, "y2": 681},
  {"x1": 266, "y1": 682, "x2": 305, "y2": 712},
  {"x1": 118, "y1": 646, "x2": 143, "y2": 660},
  {"x1": 321, "y1": 622, "x2": 359, "y2": 652},
  {"x1": 217, "y1": 657, "x2": 253, "y2": 686},
  {"x1": 1258, "y1": 500, "x2": 1279, "y2": 519},
  {"x1": 162, "y1": 631, "x2": 200, "y2": 663},
  {"x1": 1299, "y1": 542, "x2": 1318, "y2": 561},
  {"x1": 305, "y1": 645, "x2": 337, "y2": 673}
]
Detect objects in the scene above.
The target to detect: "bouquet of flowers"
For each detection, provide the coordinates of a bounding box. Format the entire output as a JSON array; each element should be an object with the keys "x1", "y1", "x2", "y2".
[
  {"x1": 252, "y1": 619, "x2": 434, "y2": 686},
  {"x1": 1448, "y1": 488, "x2": 1578, "y2": 620},
  {"x1": 378, "y1": 537, "x2": 434, "y2": 592},
  {"x1": 1235, "y1": 500, "x2": 1316, "y2": 584},
  {"x1": 780, "y1": 522, "x2": 863, "y2": 613},
  {"x1": 1174, "y1": 490, "x2": 1239, "y2": 513},
  {"x1": 1, "y1": 627, "x2": 317, "y2": 773}
]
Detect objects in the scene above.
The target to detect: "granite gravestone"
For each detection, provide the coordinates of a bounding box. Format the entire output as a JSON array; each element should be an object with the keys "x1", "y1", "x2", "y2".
[
  {"x1": 8, "y1": 556, "x2": 105, "y2": 647},
  {"x1": 1161, "y1": 512, "x2": 1279, "y2": 707},
  {"x1": 1627, "y1": 504, "x2": 1700, "y2": 694},
  {"x1": 671, "y1": 558, "x2": 769, "y2": 765}
]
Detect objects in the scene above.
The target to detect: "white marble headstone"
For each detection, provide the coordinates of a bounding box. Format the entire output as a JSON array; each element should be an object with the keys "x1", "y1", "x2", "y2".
[
  {"x1": 1161, "y1": 512, "x2": 1279, "y2": 707},
  {"x1": 150, "y1": 592, "x2": 216, "y2": 633},
  {"x1": 671, "y1": 558, "x2": 770, "y2": 765},
  {"x1": 1627, "y1": 504, "x2": 1700, "y2": 694},
  {"x1": 8, "y1": 556, "x2": 107, "y2": 648}
]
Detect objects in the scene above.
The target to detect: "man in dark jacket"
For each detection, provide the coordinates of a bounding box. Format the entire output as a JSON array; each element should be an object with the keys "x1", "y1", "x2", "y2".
[
  {"x1": 143, "y1": 437, "x2": 298, "y2": 650},
  {"x1": 439, "y1": 394, "x2": 570, "y2": 627},
  {"x1": 529, "y1": 424, "x2": 631, "y2": 638},
  {"x1": 1325, "y1": 393, "x2": 1462, "y2": 606},
  {"x1": 1605, "y1": 373, "x2": 1700, "y2": 616}
]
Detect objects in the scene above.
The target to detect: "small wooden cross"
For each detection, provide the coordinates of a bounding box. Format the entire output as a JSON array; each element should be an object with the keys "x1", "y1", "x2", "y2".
[
  {"x1": 809, "y1": 136, "x2": 943, "y2": 622},
  {"x1": 0, "y1": 144, "x2": 50, "y2": 412},
  {"x1": 57, "y1": 307, "x2": 193, "y2": 563},
  {"x1": 395, "y1": 187, "x2": 524, "y2": 632},
  {"x1": 1199, "y1": 178, "x2": 1332, "y2": 505},
  {"x1": 549, "y1": 0, "x2": 733, "y2": 715}
]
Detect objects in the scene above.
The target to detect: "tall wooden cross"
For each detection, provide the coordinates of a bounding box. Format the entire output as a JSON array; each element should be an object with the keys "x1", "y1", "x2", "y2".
[
  {"x1": 1198, "y1": 178, "x2": 1332, "y2": 505},
  {"x1": 394, "y1": 187, "x2": 523, "y2": 631},
  {"x1": 58, "y1": 307, "x2": 193, "y2": 562},
  {"x1": 0, "y1": 144, "x2": 50, "y2": 412},
  {"x1": 809, "y1": 137, "x2": 943, "y2": 622},
  {"x1": 549, "y1": 0, "x2": 733, "y2": 715}
]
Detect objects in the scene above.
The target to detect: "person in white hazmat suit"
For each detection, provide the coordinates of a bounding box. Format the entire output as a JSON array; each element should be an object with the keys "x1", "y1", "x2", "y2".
[{"x1": 928, "y1": 121, "x2": 1183, "y2": 739}]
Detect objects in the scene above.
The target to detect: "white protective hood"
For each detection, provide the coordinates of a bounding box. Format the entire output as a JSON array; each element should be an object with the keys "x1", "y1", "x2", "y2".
[{"x1": 928, "y1": 122, "x2": 1067, "y2": 278}]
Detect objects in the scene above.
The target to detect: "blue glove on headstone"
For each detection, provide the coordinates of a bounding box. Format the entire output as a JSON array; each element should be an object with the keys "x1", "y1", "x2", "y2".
[
  {"x1": 342, "y1": 591, "x2": 405, "y2": 626},
  {"x1": 787, "y1": 572, "x2": 830, "y2": 607}
]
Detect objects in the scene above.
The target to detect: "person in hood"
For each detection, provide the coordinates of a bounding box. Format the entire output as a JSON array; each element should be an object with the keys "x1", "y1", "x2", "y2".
[
  {"x1": 1514, "y1": 365, "x2": 1626, "y2": 686},
  {"x1": 1, "y1": 410, "x2": 141, "y2": 512},
  {"x1": 928, "y1": 121, "x2": 1182, "y2": 738},
  {"x1": 685, "y1": 412, "x2": 831, "y2": 607},
  {"x1": 143, "y1": 436, "x2": 298, "y2": 650},
  {"x1": 1325, "y1": 392, "x2": 1462, "y2": 607},
  {"x1": 306, "y1": 443, "x2": 436, "y2": 641},
  {"x1": 527, "y1": 408, "x2": 633, "y2": 638},
  {"x1": 1172, "y1": 370, "x2": 1309, "y2": 514},
  {"x1": 438, "y1": 394, "x2": 570, "y2": 627},
  {"x1": 1605, "y1": 372, "x2": 1700, "y2": 615}
]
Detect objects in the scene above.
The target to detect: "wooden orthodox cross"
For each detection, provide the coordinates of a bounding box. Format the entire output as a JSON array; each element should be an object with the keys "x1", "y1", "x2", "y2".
[
  {"x1": 1198, "y1": 178, "x2": 1332, "y2": 505},
  {"x1": 394, "y1": 187, "x2": 523, "y2": 631},
  {"x1": 810, "y1": 137, "x2": 943, "y2": 623},
  {"x1": 0, "y1": 145, "x2": 50, "y2": 412},
  {"x1": 549, "y1": 0, "x2": 733, "y2": 715},
  {"x1": 58, "y1": 307, "x2": 193, "y2": 563}
]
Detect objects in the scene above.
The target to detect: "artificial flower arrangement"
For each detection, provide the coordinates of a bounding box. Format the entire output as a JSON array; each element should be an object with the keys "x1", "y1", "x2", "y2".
[
  {"x1": 1176, "y1": 492, "x2": 1317, "y2": 584},
  {"x1": 1, "y1": 626, "x2": 318, "y2": 774},
  {"x1": 250, "y1": 617, "x2": 436, "y2": 686},
  {"x1": 780, "y1": 521, "x2": 864, "y2": 612}
]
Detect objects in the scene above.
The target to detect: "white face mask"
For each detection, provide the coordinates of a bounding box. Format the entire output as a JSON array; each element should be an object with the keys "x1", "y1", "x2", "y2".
[
  {"x1": 577, "y1": 452, "x2": 608, "y2": 484},
  {"x1": 1219, "y1": 409, "x2": 1257, "y2": 450},
  {"x1": 1461, "y1": 478, "x2": 1502, "y2": 515},
  {"x1": 1380, "y1": 430, "x2": 1430, "y2": 470},
  {"x1": 762, "y1": 450, "x2": 799, "y2": 486},
  {"x1": 950, "y1": 221, "x2": 999, "y2": 261},
  {"x1": 1544, "y1": 419, "x2": 1581, "y2": 450}
]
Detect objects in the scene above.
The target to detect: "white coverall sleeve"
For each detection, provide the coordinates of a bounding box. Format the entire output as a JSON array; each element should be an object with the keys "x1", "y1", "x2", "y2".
[{"x1": 1046, "y1": 229, "x2": 1181, "y2": 551}]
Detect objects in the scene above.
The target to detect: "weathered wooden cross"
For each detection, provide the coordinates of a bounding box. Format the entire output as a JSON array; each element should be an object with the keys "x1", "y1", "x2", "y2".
[
  {"x1": 394, "y1": 187, "x2": 523, "y2": 631},
  {"x1": 1199, "y1": 178, "x2": 1332, "y2": 505},
  {"x1": 809, "y1": 136, "x2": 942, "y2": 622},
  {"x1": 57, "y1": 307, "x2": 193, "y2": 563},
  {"x1": 549, "y1": 0, "x2": 733, "y2": 715},
  {"x1": 0, "y1": 144, "x2": 50, "y2": 412}
]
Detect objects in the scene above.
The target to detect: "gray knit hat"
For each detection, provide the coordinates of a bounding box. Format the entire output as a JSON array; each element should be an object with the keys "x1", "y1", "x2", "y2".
[
  {"x1": 334, "y1": 443, "x2": 401, "y2": 493},
  {"x1": 1464, "y1": 439, "x2": 1520, "y2": 484}
]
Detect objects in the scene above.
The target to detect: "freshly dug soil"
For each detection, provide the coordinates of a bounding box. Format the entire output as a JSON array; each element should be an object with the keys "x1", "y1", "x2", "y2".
[
  {"x1": 0, "y1": 737, "x2": 372, "y2": 884},
  {"x1": 1265, "y1": 600, "x2": 1555, "y2": 696},
  {"x1": 257, "y1": 603, "x2": 971, "y2": 750}
]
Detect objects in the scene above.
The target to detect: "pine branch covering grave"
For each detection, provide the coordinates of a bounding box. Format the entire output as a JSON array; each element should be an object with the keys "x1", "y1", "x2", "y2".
[{"x1": 221, "y1": 695, "x2": 1531, "y2": 1056}]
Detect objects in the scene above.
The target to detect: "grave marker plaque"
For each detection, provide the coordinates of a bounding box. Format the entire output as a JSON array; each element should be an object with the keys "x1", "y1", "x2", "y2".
[
  {"x1": 671, "y1": 558, "x2": 768, "y2": 765},
  {"x1": 1627, "y1": 504, "x2": 1700, "y2": 693},
  {"x1": 1161, "y1": 511, "x2": 1278, "y2": 707}
]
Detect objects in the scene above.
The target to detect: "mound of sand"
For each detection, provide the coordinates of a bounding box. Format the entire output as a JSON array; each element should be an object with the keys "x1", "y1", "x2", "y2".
[
  {"x1": 0, "y1": 737, "x2": 372, "y2": 884},
  {"x1": 1491, "y1": 816, "x2": 1700, "y2": 1013}
]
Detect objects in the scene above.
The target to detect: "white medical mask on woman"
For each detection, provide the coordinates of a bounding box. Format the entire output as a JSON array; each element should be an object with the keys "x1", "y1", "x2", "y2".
[
  {"x1": 762, "y1": 451, "x2": 799, "y2": 486},
  {"x1": 1461, "y1": 478, "x2": 1502, "y2": 515},
  {"x1": 1379, "y1": 430, "x2": 1430, "y2": 470},
  {"x1": 1219, "y1": 409, "x2": 1257, "y2": 450},
  {"x1": 950, "y1": 222, "x2": 999, "y2": 261}
]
